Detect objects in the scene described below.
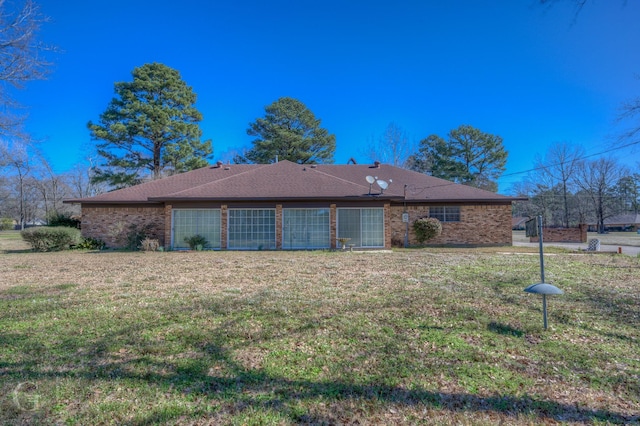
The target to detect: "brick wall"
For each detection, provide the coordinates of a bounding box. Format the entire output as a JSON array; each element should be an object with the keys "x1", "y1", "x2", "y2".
[
  {"x1": 389, "y1": 204, "x2": 513, "y2": 246},
  {"x1": 530, "y1": 224, "x2": 587, "y2": 243},
  {"x1": 81, "y1": 204, "x2": 166, "y2": 248}
]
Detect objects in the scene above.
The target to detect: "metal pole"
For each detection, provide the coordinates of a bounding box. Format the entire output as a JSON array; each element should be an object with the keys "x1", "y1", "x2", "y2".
[
  {"x1": 543, "y1": 294, "x2": 548, "y2": 330},
  {"x1": 538, "y1": 215, "x2": 545, "y2": 283}
]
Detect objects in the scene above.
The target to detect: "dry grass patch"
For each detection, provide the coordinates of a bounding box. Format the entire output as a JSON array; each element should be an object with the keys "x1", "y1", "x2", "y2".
[{"x1": 1, "y1": 249, "x2": 639, "y2": 425}]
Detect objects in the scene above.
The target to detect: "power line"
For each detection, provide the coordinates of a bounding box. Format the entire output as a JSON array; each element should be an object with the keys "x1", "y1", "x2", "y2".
[{"x1": 405, "y1": 138, "x2": 640, "y2": 196}]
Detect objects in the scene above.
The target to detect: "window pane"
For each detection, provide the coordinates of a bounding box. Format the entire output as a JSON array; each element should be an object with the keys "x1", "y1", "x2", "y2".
[
  {"x1": 430, "y1": 206, "x2": 445, "y2": 222},
  {"x1": 337, "y1": 208, "x2": 384, "y2": 248},
  {"x1": 337, "y1": 209, "x2": 361, "y2": 247},
  {"x1": 228, "y1": 209, "x2": 276, "y2": 249},
  {"x1": 446, "y1": 206, "x2": 460, "y2": 222},
  {"x1": 429, "y1": 206, "x2": 460, "y2": 222},
  {"x1": 283, "y1": 208, "x2": 330, "y2": 249},
  {"x1": 361, "y1": 208, "x2": 384, "y2": 247},
  {"x1": 172, "y1": 209, "x2": 221, "y2": 249}
]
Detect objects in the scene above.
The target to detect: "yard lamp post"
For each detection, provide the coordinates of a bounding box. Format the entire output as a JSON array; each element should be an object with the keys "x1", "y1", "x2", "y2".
[{"x1": 524, "y1": 215, "x2": 564, "y2": 330}]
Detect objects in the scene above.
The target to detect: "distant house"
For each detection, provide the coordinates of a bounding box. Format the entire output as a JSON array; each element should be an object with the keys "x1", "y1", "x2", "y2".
[
  {"x1": 512, "y1": 217, "x2": 528, "y2": 230},
  {"x1": 587, "y1": 214, "x2": 640, "y2": 232},
  {"x1": 64, "y1": 161, "x2": 523, "y2": 250}
]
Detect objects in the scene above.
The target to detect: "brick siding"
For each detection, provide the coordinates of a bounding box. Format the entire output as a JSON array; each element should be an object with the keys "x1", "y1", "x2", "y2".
[
  {"x1": 389, "y1": 204, "x2": 513, "y2": 246},
  {"x1": 82, "y1": 202, "x2": 513, "y2": 249},
  {"x1": 80, "y1": 205, "x2": 165, "y2": 248},
  {"x1": 530, "y1": 224, "x2": 587, "y2": 243}
]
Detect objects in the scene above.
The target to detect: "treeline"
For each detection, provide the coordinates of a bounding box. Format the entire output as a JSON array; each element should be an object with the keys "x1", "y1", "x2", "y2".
[
  {"x1": 0, "y1": 142, "x2": 103, "y2": 229},
  {"x1": 511, "y1": 142, "x2": 639, "y2": 232}
]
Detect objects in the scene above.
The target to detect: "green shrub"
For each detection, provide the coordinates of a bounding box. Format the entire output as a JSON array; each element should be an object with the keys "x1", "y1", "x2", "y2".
[
  {"x1": 413, "y1": 217, "x2": 442, "y2": 244},
  {"x1": 184, "y1": 234, "x2": 208, "y2": 250},
  {"x1": 74, "y1": 237, "x2": 106, "y2": 250},
  {"x1": 0, "y1": 217, "x2": 14, "y2": 231},
  {"x1": 21, "y1": 227, "x2": 83, "y2": 252},
  {"x1": 47, "y1": 212, "x2": 80, "y2": 228}
]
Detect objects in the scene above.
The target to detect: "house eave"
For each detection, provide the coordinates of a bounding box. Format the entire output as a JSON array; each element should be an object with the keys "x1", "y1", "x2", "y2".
[
  {"x1": 148, "y1": 195, "x2": 406, "y2": 203},
  {"x1": 63, "y1": 199, "x2": 164, "y2": 205}
]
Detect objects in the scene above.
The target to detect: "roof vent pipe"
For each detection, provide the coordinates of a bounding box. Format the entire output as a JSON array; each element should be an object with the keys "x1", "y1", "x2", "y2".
[{"x1": 374, "y1": 161, "x2": 380, "y2": 168}]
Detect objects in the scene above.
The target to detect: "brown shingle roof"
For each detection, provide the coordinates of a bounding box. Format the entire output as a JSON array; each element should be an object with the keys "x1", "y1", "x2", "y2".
[{"x1": 66, "y1": 160, "x2": 519, "y2": 204}]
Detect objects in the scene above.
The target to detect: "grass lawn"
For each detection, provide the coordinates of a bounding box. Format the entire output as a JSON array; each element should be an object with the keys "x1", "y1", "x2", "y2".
[{"x1": 0, "y1": 247, "x2": 639, "y2": 425}]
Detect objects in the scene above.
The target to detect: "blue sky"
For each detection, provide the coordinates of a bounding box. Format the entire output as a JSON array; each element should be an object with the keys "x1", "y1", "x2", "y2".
[{"x1": 15, "y1": 0, "x2": 640, "y2": 193}]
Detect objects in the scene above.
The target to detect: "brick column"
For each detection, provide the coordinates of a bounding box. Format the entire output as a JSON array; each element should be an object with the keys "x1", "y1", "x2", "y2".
[
  {"x1": 384, "y1": 203, "x2": 391, "y2": 249},
  {"x1": 164, "y1": 204, "x2": 172, "y2": 249},
  {"x1": 330, "y1": 204, "x2": 337, "y2": 249},
  {"x1": 221, "y1": 205, "x2": 228, "y2": 249},
  {"x1": 275, "y1": 204, "x2": 283, "y2": 249}
]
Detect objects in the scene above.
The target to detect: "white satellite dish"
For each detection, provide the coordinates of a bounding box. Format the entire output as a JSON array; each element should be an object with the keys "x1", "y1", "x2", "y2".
[
  {"x1": 377, "y1": 179, "x2": 389, "y2": 193},
  {"x1": 366, "y1": 175, "x2": 375, "y2": 195}
]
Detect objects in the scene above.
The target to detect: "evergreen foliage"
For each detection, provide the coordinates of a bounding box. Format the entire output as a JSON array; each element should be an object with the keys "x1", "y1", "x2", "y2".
[
  {"x1": 21, "y1": 226, "x2": 82, "y2": 251},
  {"x1": 0, "y1": 217, "x2": 14, "y2": 231},
  {"x1": 409, "y1": 125, "x2": 507, "y2": 192},
  {"x1": 88, "y1": 63, "x2": 212, "y2": 188},
  {"x1": 413, "y1": 217, "x2": 442, "y2": 244},
  {"x1": 47, "y1": 212, "x2": 80, "y2": 228},
  {"x1": 184, "y1": 234, "x2": 208, "y2": 250},
  {"x1": 235, "y1": 97, "x2": 335, "y2": 164}
]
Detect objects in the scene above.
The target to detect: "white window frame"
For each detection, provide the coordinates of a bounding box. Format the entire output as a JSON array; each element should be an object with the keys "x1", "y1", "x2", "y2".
[
  {"x1": 282, "y1": 208, "x2": 331, "y2": 249},
  {"x1": 227, "y1": 208, "x2": 276, "y2": 250},
  {"x1": 171, "y1": 209, "x2": 221, "y2": 250},
  {"x1": 336, "y1": 207, "x2": 385, "y2": 248}
]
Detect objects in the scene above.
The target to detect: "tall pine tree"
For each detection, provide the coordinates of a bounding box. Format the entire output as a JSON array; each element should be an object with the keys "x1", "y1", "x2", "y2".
[
  {"x1": 88, "y1": 63, "x2": 212, "y2": 188},
  {"x1": 409, "y1": 125, "x2": 507, "y2": 192},
  {"x1": 235, "y1": 97, "x2": 335, "y2": 164}
]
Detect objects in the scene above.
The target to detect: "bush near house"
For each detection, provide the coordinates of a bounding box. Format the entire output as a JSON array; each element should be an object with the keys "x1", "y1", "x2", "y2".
[
  {"x1": 184, "y1": 234, "x2": 208, "y2": 250},
  {"x1": 0, "y1": 217, "x2": 14, "y2": 231},
  {"x1": 47, "y1": 212, "x2": 80, "y2": 228},
  {"x1": 21, "y1": 226, "x2": 83, "y2": 252},
  {"x1": 413, "y1": 217, "x2": 442, "y2": 244}
]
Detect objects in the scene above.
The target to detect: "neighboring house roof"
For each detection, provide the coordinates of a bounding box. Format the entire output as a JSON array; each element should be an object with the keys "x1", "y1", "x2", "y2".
[
  {"x1": 591, "y1": 214, "x2": 640, "y2": 226},
  {"x1": 512, "y1": 217, "x2": 528, "y2": 228},
  {"x1": 65, "y1": 161, "x2": 522, "y2": 204}
]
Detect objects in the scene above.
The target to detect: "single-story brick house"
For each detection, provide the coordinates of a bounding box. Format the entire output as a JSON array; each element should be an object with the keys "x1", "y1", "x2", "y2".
[
  {"x1": 587, "y1": 213, "x2": 640, "y2": 232},
  {"x1": 65, "y1": 160, "x2": 522, "y2": 250}
]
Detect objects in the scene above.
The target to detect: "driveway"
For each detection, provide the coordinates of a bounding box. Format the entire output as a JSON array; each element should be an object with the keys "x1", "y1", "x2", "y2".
[{"x1": 513, "y1": 241, "x2": 640, "y2": 257}]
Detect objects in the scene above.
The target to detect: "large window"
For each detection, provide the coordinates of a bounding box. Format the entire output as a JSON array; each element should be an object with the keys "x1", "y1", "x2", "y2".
[
  {"x1": 172, "y1": 209, "x2": 221, "y2": 249},
  {"x1": 337, "y1": 208, "x2": 384, "y2": 248},
  {"x1": 282, "y1": 208, "x2": 330, "y2": 249},
  {"x1": 429, "y1": 206, "x2": 461, "y2": 222},
  {"x1": 228, "y1": 209, "x2": 276, "y2": 250}
]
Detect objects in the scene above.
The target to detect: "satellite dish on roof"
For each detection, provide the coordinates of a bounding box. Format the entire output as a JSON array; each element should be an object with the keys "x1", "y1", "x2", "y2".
[
  {"x1": 366, "y1": 175, "x2": 375, "y2": 195},
  {"x1": 377, "y1": 179, "x2": 389, "y2": 193}
]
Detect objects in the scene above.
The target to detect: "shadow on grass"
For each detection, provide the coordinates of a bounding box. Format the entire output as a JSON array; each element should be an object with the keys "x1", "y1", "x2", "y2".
[
  {"x1": 487, "y1": 321, "x2": 524, "y2": 337},
  {"x1": 0, "y1": 322, "x2": 636, "y2": 425},
  {"x1": 1, "y1": 278, "x2": 638, "y2": 425}
]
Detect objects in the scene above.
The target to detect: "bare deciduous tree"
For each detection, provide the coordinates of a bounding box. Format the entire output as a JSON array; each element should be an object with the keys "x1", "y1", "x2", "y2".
[
  {"x1": 365, "y1": 122, "x2": 414, "y2": 168},
  {"x1": 573, "y1": 157, "x2": 627, "y2": 233},
  {"x1": 0, "y1": 139, "x2": 31, "y2": 228},
  {"x1": 0, "y1": 0, "x2": 52, "y2": 134},
  {"x1": 534, "y1": 142, "x2": 584, "y2": 227}
]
